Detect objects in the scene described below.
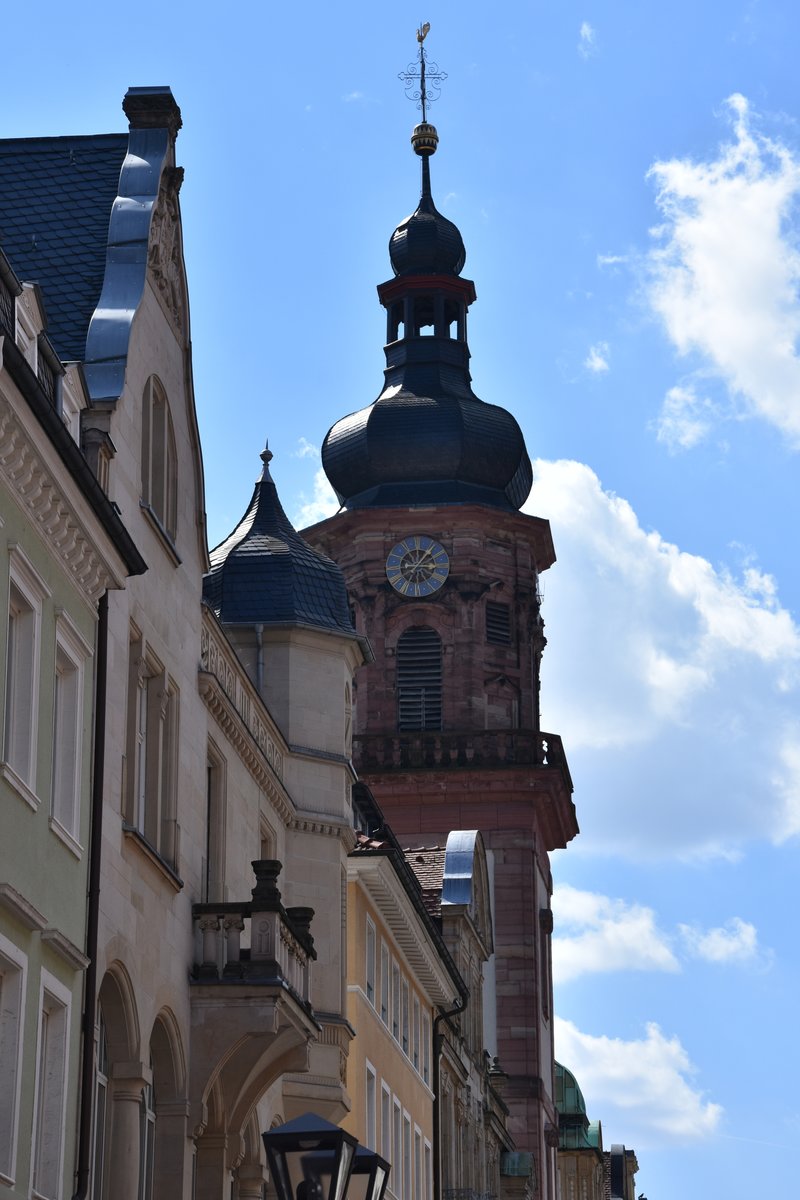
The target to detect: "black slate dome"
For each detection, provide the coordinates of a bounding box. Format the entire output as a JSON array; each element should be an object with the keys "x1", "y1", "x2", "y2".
[
  {"x1": 203, "y1": 448, "x2": 354, "y2": 634},
  {"x1": 389, "y1": 191, "x2": 466, "y2": 277},
  {"x1": 320, "y1": 118, "x2": 533, "y2": 512}
]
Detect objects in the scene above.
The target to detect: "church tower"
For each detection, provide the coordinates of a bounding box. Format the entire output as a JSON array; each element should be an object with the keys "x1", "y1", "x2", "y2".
[{"x1": 305, "y1": 30, "x2": 578, "y2": 1199}]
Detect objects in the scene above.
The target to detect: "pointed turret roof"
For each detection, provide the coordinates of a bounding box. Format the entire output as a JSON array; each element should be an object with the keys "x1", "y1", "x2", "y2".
[{"x1": 203, "y1": 446, "x2": 354, "y2": 635}]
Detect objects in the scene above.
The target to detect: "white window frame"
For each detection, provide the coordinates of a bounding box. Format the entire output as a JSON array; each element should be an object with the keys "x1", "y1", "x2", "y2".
[
  {"x1": 31, "y1": 969, "x2": 71, "y2": 1200},
  {"x1": 365, "y1": 1061, "x2": 377, "y2": 1151},
  {"x1": 392, "y1": 1099, "x2": 402, "y2": 1200},
  {"x1": 401, "y1": 978, "x2": 410, "y2": 1057},
  {"x1": 126, "y1": 632, "x2": 179, "y2": 867},
  {"x1": 402, "y1": 1112, "x2": 412, "y2": 1200},
  {"x1": 391, "y1": 960, "x2": 400, "y2": 1042},
  {"x1": 141, "y1": 376, "x2": 178, "y2": 542},
  {"x1": 424, "y1": 1140, "x2": 433, "y2": 1200},
  {"x1": 0, "y1": 933, "x2": 27, "y2": 1185},
  {"x1": 380, "y1": 941, "x2": 390, "y2": 1026},
  {"x1": 422, "y1": 1011, "x2": 431, "y2": 1086},
  {"x1": 50, "y1": 614, "x2": 91, "y2": 851},
  {"x1": 366, "y1": 917, "x2": 376, "y2": 1006},
  {"x1": 2, "y1": 547, "x2": 49, "y2": 802},
  {"x1": 381, "y1": 1082, "x2": 392, "y2": 1165},
  {"x1": 414, "y1": 1126, "x2": 422, "y2": 1200},
  {"x1": 90, "y1": 1007, "x2": 109, "y2": 1200},
  {"x1": 412, "y1": 995, "x2": 420, "y2": 1072}
]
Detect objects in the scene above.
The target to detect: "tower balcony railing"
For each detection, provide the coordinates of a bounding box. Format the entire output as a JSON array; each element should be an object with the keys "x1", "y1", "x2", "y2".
[
  {"x1": 353, "y1": 728, "x2": 571, "y2": 782},
  {"x1": 191, "y1": 860, "x2": 315, "y2": 1006}
]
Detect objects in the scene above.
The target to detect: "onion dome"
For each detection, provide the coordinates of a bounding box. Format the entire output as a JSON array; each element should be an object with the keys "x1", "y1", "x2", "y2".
[
  {"x1": 390, "y1": 124, "x2": 466, "y2": 277},
  {"x1": 321, "y1": 120, "x2": 532, "y2": 511},
  {"x1": 203, "y1": 446, "x2": 353, "y2": 635}
]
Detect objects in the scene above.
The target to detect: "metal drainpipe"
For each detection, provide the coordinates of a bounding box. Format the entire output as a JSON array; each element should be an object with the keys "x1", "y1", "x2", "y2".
[
  {"x1": 432, "y1": 992, "x2": 468, "y2": 1200},
  {"x1": 72, "y1": 590, "x2": 109, "y2": 1200},
  {"x1": 255, "y1": 622, "x2": 264, "y2": 692}
]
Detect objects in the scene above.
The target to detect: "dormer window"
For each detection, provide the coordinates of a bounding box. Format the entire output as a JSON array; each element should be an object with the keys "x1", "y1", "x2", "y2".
[
  {"x1": 141, "y1": 375, "x2": 177, "y2": 541},
  {"x1": 15, "y1": 293, "x2": 38, "y2": 371}
]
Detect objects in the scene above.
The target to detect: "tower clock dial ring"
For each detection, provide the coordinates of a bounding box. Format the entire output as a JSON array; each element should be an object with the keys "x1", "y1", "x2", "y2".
[{"x1": 386, "y1": 536, "x2": 450, "y2": 597}]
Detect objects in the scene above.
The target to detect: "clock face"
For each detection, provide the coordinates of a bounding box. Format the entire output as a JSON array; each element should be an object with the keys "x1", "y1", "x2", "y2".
[{"x1": 386, "y1": 536, "x2": 450, "y2": 597}]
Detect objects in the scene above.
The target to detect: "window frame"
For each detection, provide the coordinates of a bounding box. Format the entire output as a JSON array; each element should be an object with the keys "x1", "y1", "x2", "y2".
[
  {"x1": 140, "y1": 376, "x2": 178, "y2": 545},
  {"x1": 0, "y1": 933, "x2": 27, "y2": 1185},
  {"x1": 366, "y1": 917, "x2": 376, "y2": 1007},
  {"x1": 31, "y1": 969, "x2": 71, "y2": 1200},
  {"x1": 2, "y1": 548, "x2": 49, "y2": 800},
  {"x1": 50, "y1": 614, "x2": 91, "y2": 850},
  {"x1": 125, "y1": 631, "x2": 179, "y2": 871}
]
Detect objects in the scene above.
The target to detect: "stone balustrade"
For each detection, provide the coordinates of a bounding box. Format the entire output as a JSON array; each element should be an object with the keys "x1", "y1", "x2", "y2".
[
  {"x1": 192, "y1": 860, "x2": 314, "y2": 1004},
  {"x1": 353, "y1": 728, "x2": 570, "y2": 778}
]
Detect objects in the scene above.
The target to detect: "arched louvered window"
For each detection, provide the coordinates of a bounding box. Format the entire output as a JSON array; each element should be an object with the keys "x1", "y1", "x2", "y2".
[{"x1": 397, "y1": 627, "x2": 442, "y2": 730}]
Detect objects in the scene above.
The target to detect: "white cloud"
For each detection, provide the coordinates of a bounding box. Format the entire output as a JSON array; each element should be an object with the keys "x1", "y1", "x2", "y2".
[
  {"x1": 596, "y1": 253, "x2": 628, "y2": 269},
  {"x1": 578, "y1": 21, "x2": 596, "y2": 59},
  {"x1": 294, "y1": 437, "x2": 319, "y2": 459},
  {"x1": 554, "y1": 886, "x2": 767, "y2": 979},
  {"x1": 342, "y1": 91, "x2": 365, "y2": 103},
  {"x1": 294, "y1": 468, "x2": 339, "y2": 528},
  {"x1": 555, "y1": 1017, "x2": 723, "y2": 1144},
  {"x1": 678, "y1": 917, "x2": 760, "y2": 964},
  {"x1": 584, "y1": 342, "x2": 610, "y2": 373},
  {"x1": 654, "y1": 384, "x2": 719, "y2": 450},
  {"x1": 553, "y1": 885, "x2": 679, "y2": 982},
  {"x1": 527, "y1": 458, "x2": 800, "y2": 856},
  {"x1": 647, "y1": 94, "x2": 800, "y2": 446}
]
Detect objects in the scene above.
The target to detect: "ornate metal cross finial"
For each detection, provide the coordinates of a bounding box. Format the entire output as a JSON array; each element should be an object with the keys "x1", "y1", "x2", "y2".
[{"x1": 399, "y1": 21, "x2": 447, "y2": 122}]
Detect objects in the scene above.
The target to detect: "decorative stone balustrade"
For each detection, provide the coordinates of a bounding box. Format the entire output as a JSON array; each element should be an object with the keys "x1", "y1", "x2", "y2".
[
  {"x1": 192, "y1": 860, "x2": 315, "y2": 1005},
  {"x1": 354, "y1": 729, "x2": 570, "y2": 779},
  {"x1": 199, "y1": 609, "x2": 284, "y2": 781}
]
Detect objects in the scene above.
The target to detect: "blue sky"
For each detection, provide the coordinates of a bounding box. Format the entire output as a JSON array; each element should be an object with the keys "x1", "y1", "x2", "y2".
[{"x1": 5, "y1": 2, "x2": 800, "y2": 1195}]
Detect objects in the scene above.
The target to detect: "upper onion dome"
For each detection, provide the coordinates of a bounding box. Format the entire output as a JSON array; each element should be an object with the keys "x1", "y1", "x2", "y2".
[
  {"x1": 320, "y1": 112, "x2": 533, "y2": 512},
  {"x1": 389, "y1": 123, "x2": 466, "y2": 277}
]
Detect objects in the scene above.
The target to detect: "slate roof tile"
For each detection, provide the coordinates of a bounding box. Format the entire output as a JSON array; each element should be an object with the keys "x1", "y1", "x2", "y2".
[{"x1": 0, "y1": 134, "x2": 128, "y2": 361}]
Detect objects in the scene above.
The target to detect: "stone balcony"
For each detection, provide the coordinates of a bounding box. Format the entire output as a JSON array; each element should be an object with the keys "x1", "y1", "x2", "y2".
[
  {"x1": 191, "y1": 859, "x2": 315, "y2": 1003},
  {"x1": 189, "y1": 862, "x2": 321, "y2": 1145},
  {"x1": 354, "y1": 729, "x2": 572, "y2": 788}
]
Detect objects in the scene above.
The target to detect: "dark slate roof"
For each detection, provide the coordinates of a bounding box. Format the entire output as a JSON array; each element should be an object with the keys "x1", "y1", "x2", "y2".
[
  {"x1": 0, "y1": 134, "x2": 127, "y2": 362},
  {"x1": 203, "y1": 449, "x2": 356, "y2": 636}
]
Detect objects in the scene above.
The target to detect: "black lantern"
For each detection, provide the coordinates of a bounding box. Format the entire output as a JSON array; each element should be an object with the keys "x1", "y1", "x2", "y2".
[
  {"x1": 263, "y1": 1113, "x2": 358, "y2": 1200},
  {"x1": 348, "y1": 1146, "x2": 391, "y2": 1200}
]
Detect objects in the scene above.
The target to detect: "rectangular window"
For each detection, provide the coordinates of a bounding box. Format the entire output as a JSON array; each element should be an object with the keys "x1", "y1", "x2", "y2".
[
  {"x1": 50, "y1": 617, "x2": 90, "y2": 845},
  {"x1": 381, "y1": 1083, "x2": 392, "y2": 1164},
  {"x1": 403, "y1": 1113, "x2": 412, "y2": 1200},
  {"x1": 204, "y1": 747, "x2": 226, "y2": 903},
  {"x1": 380, "y1": 942, "x2": 390, "y2": 1025},
  {"x1": 0, "y1": 935, "x2": 27, "y2": 1182},
  {"x1": 3, "y1": 552, "x2": 47, "y2": 793},
  {"x1": 401, "y1": 978, "x2": 410, "y2": 1056},
  {"x1": 393, "y1": 1100, "x2": 402, "y2": 1200},
  {"x1": 365, "y1": 1062, "x2": 376, "y2": 1151},
  {"x1": 391, "y1": 961, "x2": 400, "y2": 1042},
  {"x1": 126, "y1": 633, "x2": 178, "y2": 866},
  {"x1": 366, "y1": 918, "x2": 376, "y2": 1006},
  {"x1": 412, "y1": 996, "x2": 420, "y2": 1071},
  {"x1": 414, "y1": 1128, "x2": 422, "y2": 1200},
  {"x1": 422, "y1": 1012, "x2": 431, "y2": 1085},
  {"x1": 424, "y1": 1141, "x2": 433, "y2": 1200},
  {"x1": 32, "y1": 972, "x2": 70, "y2": 1200}
]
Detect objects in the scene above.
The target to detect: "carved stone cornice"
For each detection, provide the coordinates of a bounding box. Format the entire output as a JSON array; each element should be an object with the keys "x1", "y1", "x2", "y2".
[
  {"x1": 0, "y1": 393, "x2": 121, "y2": 601},
  {"x1": 148, "y1": 167, "x2": 188, "y2": 336}
]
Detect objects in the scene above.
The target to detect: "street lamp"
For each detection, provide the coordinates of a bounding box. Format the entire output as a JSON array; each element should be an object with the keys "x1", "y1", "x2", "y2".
[
  {"x1": 348, "y1": 1146, "x2": 390, "y2": 1200},
  {"x1": 262, "y1": 1113, "x2": 390, "y2": 1200}
]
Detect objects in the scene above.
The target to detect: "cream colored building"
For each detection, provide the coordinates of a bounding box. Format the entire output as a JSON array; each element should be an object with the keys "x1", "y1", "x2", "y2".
[{"x1": 0, "y1": 87, "x2": 367, "y2": 1200}]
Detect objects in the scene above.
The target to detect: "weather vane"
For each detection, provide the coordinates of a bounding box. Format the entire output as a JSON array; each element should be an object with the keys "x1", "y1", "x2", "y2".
[{"x1": 398, "y1": 22, "x2": 447, "y2": 122}]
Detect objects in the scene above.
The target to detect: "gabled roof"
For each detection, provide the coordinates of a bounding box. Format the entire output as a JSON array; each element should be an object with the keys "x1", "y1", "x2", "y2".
[{"x1": 0, "y1": 135, "x2": 127, "y2": 361}]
